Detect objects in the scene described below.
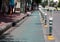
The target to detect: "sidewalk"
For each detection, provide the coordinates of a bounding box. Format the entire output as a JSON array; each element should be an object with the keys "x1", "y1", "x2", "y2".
[{"x1": 0, "y1": 13, "x2": 27, "y2": 35}]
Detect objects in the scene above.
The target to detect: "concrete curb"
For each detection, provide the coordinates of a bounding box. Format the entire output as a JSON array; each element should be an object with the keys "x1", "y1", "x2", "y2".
[{"x1": 0, "y1": 14, "x2": 28, "y2": 35}]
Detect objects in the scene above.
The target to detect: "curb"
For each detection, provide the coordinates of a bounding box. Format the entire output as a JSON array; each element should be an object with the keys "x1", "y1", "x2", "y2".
[{"x1": 0, "y1": 14, "x2": 28, "y2": 35}]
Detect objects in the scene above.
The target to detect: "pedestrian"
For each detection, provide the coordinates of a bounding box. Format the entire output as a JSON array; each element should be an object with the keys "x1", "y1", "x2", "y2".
[
  {"x1": 5, "y1": 0, "x2": 9, "y2": 14},
  {"x1": 1, "y1": 0, "x2": 9, "y2": 16},
  {"x1": 1, "y1": 0, "x2": 7, "y2": 16},
  {"x1": 31, "y1": 2, "x2": 37, "y2": 10},
  {"x1": 9, "y1": 0, "x2": 14, "y2": 16}
]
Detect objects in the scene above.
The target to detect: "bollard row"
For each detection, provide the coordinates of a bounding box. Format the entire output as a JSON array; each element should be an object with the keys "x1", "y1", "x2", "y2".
[
  {"x1": 39, "y1": 8, "x2": 48, "y2": 28},
  {"x1": 39, "y1": 8, "x2": 45, "y2": 22}
]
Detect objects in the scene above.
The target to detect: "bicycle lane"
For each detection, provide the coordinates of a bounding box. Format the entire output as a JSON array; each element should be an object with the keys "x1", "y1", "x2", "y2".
[{"x1": 2, "y1": 11, "x2": 45, "y2": 42}]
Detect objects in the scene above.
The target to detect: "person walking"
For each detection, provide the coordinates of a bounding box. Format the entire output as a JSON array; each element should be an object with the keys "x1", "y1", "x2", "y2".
[
  {"x1": 1, "y1": 0, "x2": 7, "y2": 16},
  {"x1": 9, "y1": 0, "x2": 14, "y2": 16}
]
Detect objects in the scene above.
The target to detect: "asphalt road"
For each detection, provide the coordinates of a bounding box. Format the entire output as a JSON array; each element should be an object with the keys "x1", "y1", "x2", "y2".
[
  {"x1": 0, "y1": 11, "x2": 45, "y2": 42},
  {"x1": 46, "y1": 10, "x2": 60, "y2": 42}
]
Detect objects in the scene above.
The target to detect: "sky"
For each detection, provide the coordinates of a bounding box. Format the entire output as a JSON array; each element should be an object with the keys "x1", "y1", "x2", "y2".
[{"x1": 53, "y1": 0, "x2": 59, "y2": 2}]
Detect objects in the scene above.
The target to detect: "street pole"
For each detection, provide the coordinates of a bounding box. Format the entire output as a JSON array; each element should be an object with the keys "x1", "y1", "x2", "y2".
[
  {"x1": 47, "y1": 0, "x2": 55, "y2": 40},
  {"x1": 47, "y1": 17, "x2": 55, "y2": 40},
  {"x1": 49, "y1": 17, "x2": 53, "y2": 35}
]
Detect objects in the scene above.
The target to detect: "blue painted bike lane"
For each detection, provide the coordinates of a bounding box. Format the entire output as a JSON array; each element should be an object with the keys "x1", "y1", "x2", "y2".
[{"x1": 7, "y1": 11, "x2": 45, "y2": 42}]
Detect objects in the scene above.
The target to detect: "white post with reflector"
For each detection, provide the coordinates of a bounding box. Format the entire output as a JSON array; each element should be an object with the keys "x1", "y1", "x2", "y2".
[{"x1": 47, "y1": 17, "x2": 55, "y2": 40}]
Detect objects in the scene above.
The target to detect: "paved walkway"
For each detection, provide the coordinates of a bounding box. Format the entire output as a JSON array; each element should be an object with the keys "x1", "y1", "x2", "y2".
[{"x1": 0, "y1": 13, "x2": 27, "y2": 35}]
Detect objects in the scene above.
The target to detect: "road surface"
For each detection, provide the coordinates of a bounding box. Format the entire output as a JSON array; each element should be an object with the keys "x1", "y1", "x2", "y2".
[
  {"x1": 45, "y1": 10, "x2": 60, "y2": 42},
  {"x1": 0, "y1": 11, "x2": 45, "y2": 42}
]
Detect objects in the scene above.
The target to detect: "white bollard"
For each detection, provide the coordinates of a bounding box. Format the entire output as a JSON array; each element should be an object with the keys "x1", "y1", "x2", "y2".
[{"x1": 47, "y1": 17, "x2": 55, "y2": 40}]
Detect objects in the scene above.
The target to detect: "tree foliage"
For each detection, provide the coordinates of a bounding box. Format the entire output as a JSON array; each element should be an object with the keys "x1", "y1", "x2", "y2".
[
  {"x1": 58, "y1": 1, "x2": 60, "y2": 7},
  {"x1": 41, "y1": 1, "x2": 48, "y2": 7},
  {"x1": 33, "y1": 0, "x2": 42, "y2": 4}
]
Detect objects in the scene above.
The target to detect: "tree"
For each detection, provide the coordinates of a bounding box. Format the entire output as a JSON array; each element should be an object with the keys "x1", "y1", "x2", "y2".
[
  {"x1": 50, "y1": 1, "x2": 54, "y2": 7},
  {"x1": 36, "y1": 0, "x2": 42, "y2": 3},
  {"x1": 58, "y1": 0, "x2": 60, "y2": 7},
  {"x1": 32, "y1": 0, "x2": 42, "y2": 6},
  {"x1": 41, "y1": 0, "x2": 48, "y2": 7},
  {"x1": 33, "y1": 0, "x2": 42, "y2": 4}
]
